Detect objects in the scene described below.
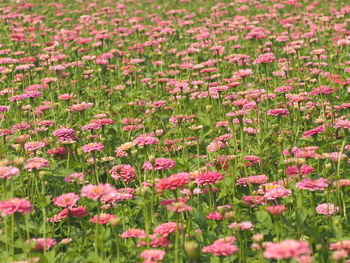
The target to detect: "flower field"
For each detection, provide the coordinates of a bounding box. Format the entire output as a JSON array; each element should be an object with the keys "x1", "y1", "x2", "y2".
[{"x1": 1, "y1": 0, "x2": 350, "y2": 262}]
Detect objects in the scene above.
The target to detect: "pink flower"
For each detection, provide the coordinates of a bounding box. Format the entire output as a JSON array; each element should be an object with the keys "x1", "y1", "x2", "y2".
[
  {"x1": 90, "y1": 213, "x2": 117, "y2": 224},
  {"x1": 154, "y1": 222, "x2": 182, "y2": 237},
  {"x1": 133, "y1": 133, "x2": 159, "y2": 147},
  {"x1": 82, "y1": 123, "x2": 101, "y2": 131},
  {"x1": 300, "y1": 164, "x2": 314, "y2": 175},
  {"x1": 207, "y1": 211, "x2": 223, "y2": 220},
  {"x1": 140, "y1": 249, "x2": 165, "y2": 262},
  {"x1": 138, "y1": 234, "x2": 170, "y2": 248},
  {"x1": 195, "y1": 171, "x2": 223, "y2": 186},
  {"x1": 52, "y1": 127, "x2": 77, "y2": 143},
  {"x1": 242, "y1": 195, "x2": 265, "y2": 207},
  {"x1": 326, "y1": 152, "x2": 346, "y2": 162},
  {"x1": 202, "y1": 239, "x2": 239, "y2": 256},
  {"x1": 263, "y1": 240, "x2": 311, "y2": 260},
  {"x1": 48, "y1": 209, "x2": 68, "y2": 222},
  {"x1": 165, "y1": 201, "x2": 192, "y2": 213},
  {"x1": 92, "y1": 118, "x2": 114, "y2": 126},
  {"x1": 24, "y1": 157, "x2": 49, "y2": 171},
  {"x1": 240, "y1": 221, "x2": 254, "y2": 230},
  {"x1": 24, "y1": 141, "x2": 45, "y2": 152},
  {"x1": 82, "y1": 142, "x2": 104, "y2": 153},
  {"x1": 154, "y1": 158, "x2": 176, "y2": 170},
  {"x1": 109, "y1": 164, "x2": 136, "y2": 183},
  {"x1": 156, "y1": 173, "x2": 190, "y2": 192},
  {"x1": 253, "y1": 53, "x2": 275, "y2": 65},
  {"x1": 268, "y1": 108, "x2": 289, "y2": 117},
  {"x1": 64, "y1": 172, "x2": 85, "y2": 184},
  {"x1": 58, "y1": 93, "x2": 74, "y2": 100},
  {"x1": 69, "y1": 206, "x2": 88, "y2": 218},
  {"x1": 264, "y1": 187, "x2": 292, "y2": 200},
  {"x1": 27, "y1": 238, "x2": 57, "y2": 251},
  {"x1": 69, "y1": 102, "x2": 93, "y2": 112},
  {"x1": 316, "y1": 203, "x2": 339, "y2": 216},
  {"x1": 0, "y1": 166, "x2": 20, "y2": 179},
  {"x1": 296, "y1": 178, "x2": 328, "y2": 191},
  {"x1": 303, "y1": 125, "x2": 325, "y2": 138},
  {"x1": 53, "y1": 193, "x2": 80, "y2": 208},
  {"x1": 0, "y1": 198, "x2": 32, "y2": 216},
  {"x1": 81, "y1": 183, "x2": 116, "y2": 201},
  {"x1": 329, "y1": 240, "x2": 350, "y2": 252},
  {"x1": 333, "y1": 179, "x2": 350, "y2": 187},
  {"x1": 121, "y1": 228, "x2": 146, "y2": 239},
  {"x1": 237, "y1": 174, "x2": 269, "y2": 186},
  {"x1": 334, "y1": 119, "x2": 350, "y2": 130},
  {"x1": 229, "y1": 221, "x2": 254, "y2": 230},
  {"x1": 266, "y1": 205, "x2": 287, "y2": 215}
]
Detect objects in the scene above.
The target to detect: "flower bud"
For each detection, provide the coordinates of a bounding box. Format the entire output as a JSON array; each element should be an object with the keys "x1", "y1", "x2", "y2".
[
  {"x1": 206, "y1": 105, "x2": 213, "y2": 112},
  {"x1": 224, "y1": 211, "x2": 235, "y2": 220},
  {"x1": 184, "y1": 241, "x2": 199, "y2": 259},
  {"x1": 253, "y1": 233, "x2": 264, "y2": 243}
]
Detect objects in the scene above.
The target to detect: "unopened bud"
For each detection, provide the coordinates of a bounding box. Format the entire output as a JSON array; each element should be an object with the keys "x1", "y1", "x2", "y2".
[{"x1": 184, "y1": 241, "x2": 199, "y2": 259}]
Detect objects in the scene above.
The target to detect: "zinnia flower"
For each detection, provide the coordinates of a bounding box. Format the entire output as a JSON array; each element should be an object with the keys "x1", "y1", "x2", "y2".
[
  {"x1": 195, "y1": 171, "x2": 223, "y2": 186},
  {"x1": 0, "y1": 166, "x2": 20, "y2": 179},
  {"x1": 140, "y1": 249, "x2": 165, "y2": 262},
  {"x1": 53, "y1": 193, "x2": 80, "y2": 208},
  {"x1": 263, "y1": 240, "x2": 311, "y2": 260},
  {"x1": 0, "y1": 198, "x2": 32, "y2": 216},
  {"x1": 316, "y1": 203, "x2": 339, "y2": 216},
  {"x1": 27, "y1": 238, "x2": 56, "y2": 251},
  {"x1": 202, "y1": 239, "x2": 239, "y2": 256}
]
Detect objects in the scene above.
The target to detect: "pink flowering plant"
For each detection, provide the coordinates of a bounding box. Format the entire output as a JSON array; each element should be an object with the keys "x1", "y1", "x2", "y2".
[{"x1": 0, "y1": 0, "x2": 350, "y2": 262}]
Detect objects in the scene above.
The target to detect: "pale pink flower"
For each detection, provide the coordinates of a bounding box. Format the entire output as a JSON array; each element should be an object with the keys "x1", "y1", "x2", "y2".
[
  {"x1": 264, "y1": 187, "x2": 292, "y2": 200},
  {"x1": 202, "y1": 239, "x2": 239, "y2": 256},
  {"x1": 24, "y1": 141, "x2": 45, "y2": 152},
  {"x1": 0, "y1": 166, "x2": 20, "y2": 179},
  {"x1": 263, "y1": 240, "x2": 311, "y2": 260},
  {"x1": 82, "y1": 142, "x2": 104, "y2": 153},
  {"x1": 154, "y1": 222, "x2": 182, "y2": 237},
  {"x1": 140, "y1": 249, "x2": 165, "y2": 262},
  {"x1": 69, "y1": 102, "x2": 93, "y2": 112},
  {"x1": 121, "y1": 229, "x2": 146, "y2": 239},
  {"x1": 24, "y1": 157, "x2": 49, "y2": 171},
  {"x1": 316, "y1": 203, "x2": 339, "y2": 216},
  {"x1": 296, "y1": 178, "x2": 328, "y2": 191}
]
